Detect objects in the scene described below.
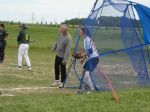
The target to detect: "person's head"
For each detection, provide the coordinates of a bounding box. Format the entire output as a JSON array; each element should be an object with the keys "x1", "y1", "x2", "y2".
[
  {"x1": 60, "y1": 24, "x2": 68, "y2": 35},
  {"x1": 0, "y1": 24, "x2": 4, "y2": 30},
  {"x1": 80, "y1": 26, "x2": 91, "y2": 38},
  {"x1": 20, "y1": 24, "x2": 28, "y2": 29}
]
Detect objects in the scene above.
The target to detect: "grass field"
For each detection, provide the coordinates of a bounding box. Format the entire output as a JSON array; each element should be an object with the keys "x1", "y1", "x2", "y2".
[{"x1": 0, "y1": 24, "x2": 150, "y2": 112}]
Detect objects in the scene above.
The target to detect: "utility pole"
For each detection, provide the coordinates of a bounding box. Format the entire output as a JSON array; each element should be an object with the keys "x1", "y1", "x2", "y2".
[{"x1": 31, "y1": 13, "x2": 35, "y2": 24}]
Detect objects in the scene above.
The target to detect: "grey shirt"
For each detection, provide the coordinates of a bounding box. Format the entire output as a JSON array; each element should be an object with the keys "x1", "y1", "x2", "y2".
[{"x1": 53, "y1": 32, "x2": 72, "y2": 62}]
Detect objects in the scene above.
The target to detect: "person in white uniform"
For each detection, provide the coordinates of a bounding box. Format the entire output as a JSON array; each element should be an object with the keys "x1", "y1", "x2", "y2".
[{"x1": 17, "y1": 24, "x2": 31, "y2": 71}]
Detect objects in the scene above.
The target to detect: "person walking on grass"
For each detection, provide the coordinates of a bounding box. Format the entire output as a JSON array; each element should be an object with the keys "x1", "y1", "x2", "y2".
[
  {"x1": 72, "y1": 26, "x2": 99, "y2": 93},
  {"x1": 17, "y1": 24, "x2": 31, "y2": 71},
  {"x1": 0, "y1": 24, "x2": 8, "y2": 63},
  {"x1": 51, "y1": 24, "x2": 72, "y2": 88}
]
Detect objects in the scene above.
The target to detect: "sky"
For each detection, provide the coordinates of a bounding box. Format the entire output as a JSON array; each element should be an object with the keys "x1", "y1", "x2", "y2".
[{"x1": 0, "y1": 0, "x2": 150, "y2": 24}]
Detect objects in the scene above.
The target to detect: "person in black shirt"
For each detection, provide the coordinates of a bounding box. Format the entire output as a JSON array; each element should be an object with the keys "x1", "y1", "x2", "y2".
[
  {"x1": 17, "y1": 24, "x2": 31, "y2": 71},
  {"x1": 0, "y1": 24, "x2": 8, "y2": 63}
]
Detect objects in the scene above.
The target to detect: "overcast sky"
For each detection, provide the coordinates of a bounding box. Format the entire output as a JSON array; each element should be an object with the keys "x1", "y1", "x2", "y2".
[{"x1": 0, "y1": 0, "x2": 150, "y2": 24}]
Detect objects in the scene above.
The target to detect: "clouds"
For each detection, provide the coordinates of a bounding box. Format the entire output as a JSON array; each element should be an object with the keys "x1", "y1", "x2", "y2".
[
  {"x1": 0, "y1": 0, "x2": 94, "y2": 23},
  {"x1": 0, "y1": 0, "x2": 37, "y2": 22},
  {"x1": 32, "y1": 0, "x2": 94, "y2": 23},
  {"x1": 0, "y1": 0, "x2": 149, "y2": 23},
  {"x1": 132, "y1": 0, "x2": 150, "y2": 7}
]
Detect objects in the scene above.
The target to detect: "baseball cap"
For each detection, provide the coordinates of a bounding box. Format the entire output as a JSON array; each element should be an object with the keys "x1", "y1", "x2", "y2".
[{"x1": 20, "y1": 24, "x2": 28, "y2": 29}]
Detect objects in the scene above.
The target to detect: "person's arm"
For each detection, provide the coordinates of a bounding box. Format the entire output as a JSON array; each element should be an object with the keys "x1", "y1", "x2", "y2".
[
  {"x1": 3, "y1": 31, "x2": 8, "y2": 41},
  {"x1": 52, "y1": 33, "x2": 60, "y2": 52},
  {"x1": 63, "y1": 37, "x2": 72, "y2": 64},
  {"x1": 85, "y1": 37, "x2": 93, "y2": 55},
  {"x1": 17, "y1": 31, "x2": 22, "y2": 45},
  {"x1": 79, "y1": 37, "x2": 93, "y2": 63},
  {"x1": 52, "y1": 40, "x2": 57, "y2": 52},
  {"x1": 27, "y1": 35, "x2": 30, "y2": 43},
  {"x1": 25, "y1": 31, "x2": 30, "y2": 43}
]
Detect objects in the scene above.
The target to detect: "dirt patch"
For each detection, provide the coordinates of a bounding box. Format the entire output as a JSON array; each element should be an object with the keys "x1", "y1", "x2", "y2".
[{"x1": 0, "y1": 86, "x2": 76, "y2": 95}]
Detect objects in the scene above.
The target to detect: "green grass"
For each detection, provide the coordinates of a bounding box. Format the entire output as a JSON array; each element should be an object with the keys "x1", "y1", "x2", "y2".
[
  {"x1": 0, "y1": 24, "x2": 150, "y2": 112},
  {"x1": 6, "y1": 25, "x2": 76, "y2": 49},
  {"x1": 1, "y1": 89, "x2": 150, "y2": 112}
]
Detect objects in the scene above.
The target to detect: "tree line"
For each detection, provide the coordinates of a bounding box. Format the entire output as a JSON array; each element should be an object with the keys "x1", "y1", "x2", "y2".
[{"x1": 62, "y1": 16, "x2": 140, "y2": 28}]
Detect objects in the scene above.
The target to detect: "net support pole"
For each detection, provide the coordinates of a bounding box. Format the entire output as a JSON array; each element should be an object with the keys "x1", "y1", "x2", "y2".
[{"x1": 97, "y1": 66, "x2": 120, "y2": 103}]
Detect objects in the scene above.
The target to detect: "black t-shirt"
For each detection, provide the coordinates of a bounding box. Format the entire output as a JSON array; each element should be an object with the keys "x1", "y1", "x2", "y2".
[{"x1": 0, "y1": 30, "x2": 8, "y2": 47}]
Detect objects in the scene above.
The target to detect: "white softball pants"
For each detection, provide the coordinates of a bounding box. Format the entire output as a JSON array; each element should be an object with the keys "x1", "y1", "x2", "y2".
[{"x1": 18, "y1": 44, "x2": 31, "y2": 67}]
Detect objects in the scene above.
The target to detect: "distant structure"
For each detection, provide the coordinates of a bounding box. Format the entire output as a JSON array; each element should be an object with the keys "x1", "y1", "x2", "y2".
[{"x1": 31, "y1": 13, "x2": 35, "y2": 23}]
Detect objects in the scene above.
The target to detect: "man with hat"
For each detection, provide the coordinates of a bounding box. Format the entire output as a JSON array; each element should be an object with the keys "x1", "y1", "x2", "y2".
[{"x1": 17, "y1": 24, "x2": 31, "y2": 70}]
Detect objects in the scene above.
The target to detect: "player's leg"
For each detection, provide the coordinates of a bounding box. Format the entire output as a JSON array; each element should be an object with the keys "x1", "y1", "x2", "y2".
[
  {"x1": 60, "y1": 62, "x2": 66, "y2": 87},
  {"x1": 84, "y1": 71, "x2": 94, "y2": 90},
  {"x1": 18, "y1": 44, "x2": 24, "y2": 68},
  {"x1": 51, "y1": 56, "x2": 62, "y2": 87},
  {"x1": 24, "y1": 44, "x2": 31, "y2": 70}
]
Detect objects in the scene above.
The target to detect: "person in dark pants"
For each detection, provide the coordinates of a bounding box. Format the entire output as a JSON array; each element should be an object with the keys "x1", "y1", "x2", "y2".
[
  {"x1": 51, "y1": 24, "x2": 72, "y2": 88},
  {"x1": 55, "y1": 55, "x2": 67, "y2": 83},
  {"x1": 0, "y1": 24, "x2": 8, "y2": 63}
]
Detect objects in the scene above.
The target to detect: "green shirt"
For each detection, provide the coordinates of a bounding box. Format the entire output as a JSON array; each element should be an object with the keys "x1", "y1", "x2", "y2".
[
  {"x1": 17, "y1": 29, "x2": 30, "y2": 45},
  {"x1": 0, "y1": 30, "x2": 8, "y2": 47}
]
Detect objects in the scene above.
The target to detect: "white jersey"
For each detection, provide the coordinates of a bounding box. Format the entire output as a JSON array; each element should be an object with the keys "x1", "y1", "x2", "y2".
[{"x1": 84, "y1": 36, "x2": 99, "y2": 59}]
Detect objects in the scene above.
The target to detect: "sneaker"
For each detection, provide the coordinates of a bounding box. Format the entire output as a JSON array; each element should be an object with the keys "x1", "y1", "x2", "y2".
[
  {"x1": 84, "y1": 91, "x2": 92, "y2": 94},
  {"x1": 0, "y1": 61, "x2": 3, "y2": 63},
  {"x1": 78, "y1": 90, "x2": 92, "y2": 94},
  {"x1": 28, "y1": 66, "x2": 32, "y2": 71},
  {"x1": 17, "y1": 66, "x2": 22, "y2": 70},
  {"x1": 59, "y1": 82, "x2": 64, "y2": 88},
  {"x1": 51, "y1": 80, "x2": 60, "y2": 87}
]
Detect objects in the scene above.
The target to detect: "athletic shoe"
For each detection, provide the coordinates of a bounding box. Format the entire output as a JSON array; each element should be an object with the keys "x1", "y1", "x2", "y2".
[
  {"x1": 78, "y1": 90, "x2": 92, "y2": 94},
  {"x1": 0, "y1": 61, "x2": 3, "y2": 63},
  {"x1": 51, "y1": 80, "x2": 60, "y2": 87},
  {"x1": 28, "y1": 67, "x2": 32, "y2": 71},
  {"x1": 59, "y1": 82, "x2": 64, "y2": 88},
  {"x1": 84, "y1": 91, "x2": 92, "y2": 94},
  {"x1": 17, "y1": 66, "x2": 22, "y2": 70}
]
